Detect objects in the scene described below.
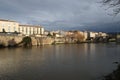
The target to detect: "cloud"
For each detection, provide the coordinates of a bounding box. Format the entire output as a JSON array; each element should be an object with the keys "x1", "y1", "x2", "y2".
[{"x1": 0, "y1": 0, "x2": 120, "y2": 32}]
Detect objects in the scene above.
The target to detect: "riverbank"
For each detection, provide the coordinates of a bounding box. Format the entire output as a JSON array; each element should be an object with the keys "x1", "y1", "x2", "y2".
[
  {"x1": 0, "y1": 35, "x2": 54, "y2": 47},
  {"x1": 104, "y1": 64, "x2": 120, "y2": 80}
]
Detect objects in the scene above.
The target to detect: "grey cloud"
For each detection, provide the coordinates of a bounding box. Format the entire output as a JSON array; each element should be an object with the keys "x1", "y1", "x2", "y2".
[{"x1": 0, "y1": 0, "x2": 120, "y2": 32}]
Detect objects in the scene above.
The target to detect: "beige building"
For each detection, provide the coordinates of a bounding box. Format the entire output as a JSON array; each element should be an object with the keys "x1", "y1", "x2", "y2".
[
  {"x1": 19, "y1": 25, "x2": 44, "y2": 36},
  {"x1": 98, "y1": 32, "x2": 108, "y2": 37},
  {"x1": 88, "y1": 32, "x2": 98, "y2": 39},
  {"x1": 0, "y1": 19, "x2": 19, "y2": 33}
]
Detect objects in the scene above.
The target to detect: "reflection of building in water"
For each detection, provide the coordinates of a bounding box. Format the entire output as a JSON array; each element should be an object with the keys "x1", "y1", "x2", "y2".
[
  {"x1": 84, "y1": 44, "x2": 96, "y2": 60},
  {"x1": 83, "y1": 43, "x2": 88, "y2": 55},
  {"x1": 0, "y1": 49, "x2": 36, "y2": 75},
  {"x1": 90, "y1": 44, "x2": 96, "y2": 54},
  {"x1": 0, "y1": 55, "x2": 17, "y2": 74}
]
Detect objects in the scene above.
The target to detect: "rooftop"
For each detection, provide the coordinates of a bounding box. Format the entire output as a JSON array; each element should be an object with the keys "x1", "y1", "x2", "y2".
[
  {"x1": 19, "y1": 24, "x2": 43, "y2": 28},
  {"x1": 0, "y1": 19, "x2": 17, "y2": 22}
]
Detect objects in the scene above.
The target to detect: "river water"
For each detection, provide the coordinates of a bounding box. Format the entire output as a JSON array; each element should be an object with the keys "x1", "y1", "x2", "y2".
[{"x1": 0, "y1": 43, "x2": 120, "y2": 80}]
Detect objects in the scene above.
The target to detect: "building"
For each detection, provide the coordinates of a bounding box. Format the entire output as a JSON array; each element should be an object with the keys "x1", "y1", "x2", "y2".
[
  {"x1": 50, "y1": 30, "x2": 65, "y2": 37},
  {"x1": 19, "y1": 25, "x2": 44, "y2": 36},
  {"x1": 0, "y1": 19, "x2": 19, "y2": 33},
  {"x1": 117, "y1": 33, "x2": 120, "y2": 43},
  {"x1": 88, "y1": 31, "x2": 98, "y2": 39},
  {"x1": 0, "y1": 19, "x2": 45, "y2": 36},
  {"x1": 98, "y1": 32, "x2": 108, "y2": 38}
]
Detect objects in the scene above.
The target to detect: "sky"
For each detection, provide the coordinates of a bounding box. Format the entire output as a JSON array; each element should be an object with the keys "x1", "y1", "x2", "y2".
[{"x1": 0, "y1": 0, "x2": 120, "y2": 32}]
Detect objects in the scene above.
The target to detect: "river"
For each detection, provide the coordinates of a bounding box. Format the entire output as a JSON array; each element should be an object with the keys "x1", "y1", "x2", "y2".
[{"x1": 0, "y1": 43, "x2": 120, "y2": 80}]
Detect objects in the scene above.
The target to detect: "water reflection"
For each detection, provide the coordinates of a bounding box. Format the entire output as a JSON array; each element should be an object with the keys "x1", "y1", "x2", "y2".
[{"x1": 0, "y1": 43, "x2": 120, "y2": 80}]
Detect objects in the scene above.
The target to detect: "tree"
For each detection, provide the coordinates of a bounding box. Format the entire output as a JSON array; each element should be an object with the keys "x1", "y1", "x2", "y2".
[
  {"x1": 20, "y1": 36, "x2": 32, "y2": 47},
  {"x1": 14, "y1": 31, "x2": 18, "y2": 34},
  {"x1": 73, "y1": 31, "x2": 85, "y2": 43},
  {"x1": 102, "y1": 0, "x2": 120, "y2": 16},
  {"x1": 47, "y1": 32, "x2": 52, "y2": 37},
  {"x1": 2, "y1": 28, "x2": 6, "y2": 33}
]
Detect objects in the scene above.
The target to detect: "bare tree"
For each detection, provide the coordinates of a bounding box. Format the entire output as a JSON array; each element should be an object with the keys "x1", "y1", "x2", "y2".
[
  {"x1": 102, "y1": 0, "x2": 120, "y2": 16},
  {"x1": 73, "y1": 31, "x2": 85, "y2": 42}
]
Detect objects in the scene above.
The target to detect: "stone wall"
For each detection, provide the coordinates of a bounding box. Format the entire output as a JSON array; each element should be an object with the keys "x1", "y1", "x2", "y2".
[
  {"x1": 0, "y1": 35, "x2": 54, "y2": 46},
  {"x1": 0, "y1": 35, "x2": 23, "y2": 46},
  {"x1": 33, "y1": 37, "x2": 54, "y2": 46}
]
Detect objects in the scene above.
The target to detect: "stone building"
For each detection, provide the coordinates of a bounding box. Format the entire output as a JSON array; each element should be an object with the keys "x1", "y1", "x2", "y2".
[
  {"x1": 0, "y1": 19, "x2": 45, "y2": 36},
  {"x1": 88, "y1": 32, "x2": 98, "y2": 39},
  {"x1": 19, "y1": 25, "x2": 44, "y2": 36},
  {"x1": 98, "y1": 32, "x2": 108, "y2": 38},
  {"x1": 0, "y1": 19, "x2": 19, "y2": 33}
]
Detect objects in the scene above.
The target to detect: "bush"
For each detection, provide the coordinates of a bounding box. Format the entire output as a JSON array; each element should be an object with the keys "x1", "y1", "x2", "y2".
[{"x1": 21, "y1": 36, "x2": 32, "y2": 47}]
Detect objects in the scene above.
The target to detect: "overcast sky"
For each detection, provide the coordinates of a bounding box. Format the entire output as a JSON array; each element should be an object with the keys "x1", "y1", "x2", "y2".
[{"x1": 0, "y1": 0, "x2": 120, "y2": 32}]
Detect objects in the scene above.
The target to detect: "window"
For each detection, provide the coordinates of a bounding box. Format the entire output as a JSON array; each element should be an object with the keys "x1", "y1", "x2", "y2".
[
  {"x1": 2, "y1": 23, "x2": 4, "y2": 28},
  {"x1": 14, "y1": 27, "x2": 16, "y2": 31},
  {"x1": 8, "y1": 26, "x2": 10, "y2": 32},
  {"x1": 29, "y1": 27, "x2": 31, "y2": 34},
  {"x1": 26, "y1": 27, "x2": 27, "y2": 34}
]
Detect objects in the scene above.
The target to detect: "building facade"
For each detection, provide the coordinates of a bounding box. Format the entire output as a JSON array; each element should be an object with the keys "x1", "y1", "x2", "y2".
[
  {"x1": 0, "y1": 19, "x2": 19, "y2": 33},
  {"x1": 19, "y1": 25, "x2": 44, "y2": 36},
  {"x1": 0, "y1": 19, "x2": 45, "y2": 36},
  {"x1": 88, "y1": 32, "x2": 98, "y2": 39}
]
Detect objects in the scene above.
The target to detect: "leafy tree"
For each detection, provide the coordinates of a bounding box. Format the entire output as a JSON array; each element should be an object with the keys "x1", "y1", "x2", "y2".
[
  {"x1": 102, "y1": 0, "x2": 120, "y2": 16},
  {"x1": 47, "y1": 32, "x2": 52, "y2": 36},
  {"x1": 21, "y1": 36, "x2": 32, "y2": 47},
  {"x1": 14, "y1": 31, "x2": 18, "y2": 34}
]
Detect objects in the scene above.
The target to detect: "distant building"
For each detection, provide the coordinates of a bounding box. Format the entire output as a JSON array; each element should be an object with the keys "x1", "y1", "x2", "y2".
[
  {"x1": 65, "y1": 31, "x2": 74, "y2": 37},
  {"x1": 98, "y1": 32, "x2": 108, "y2": 38},
  {"x1": 19, "y1": 25, "x2": 44, "y2": 36},
  {"x1": 0, "y1": 19, "x2": 19, "y2": 33},
  {"x1": 117, "y1": 33, "x2": 120, "y2": 43},
  {"x1": 88, "y1": 31, "x2": 98, "y2": 39},
  {"x1": 49, "y1": 30, "x2": 65, "y2": 37},
  {"x1": 44, "y1": 30, "x2": 50, "y2": 36}
]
